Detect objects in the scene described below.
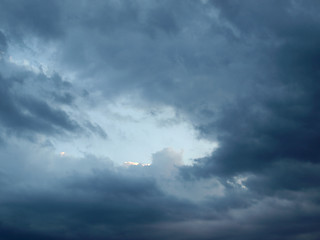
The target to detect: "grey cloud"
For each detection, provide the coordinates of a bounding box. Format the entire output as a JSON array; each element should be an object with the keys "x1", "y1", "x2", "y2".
[
  {"x1": 0, "y1": 62, "x2": 106, "y2": 142},
  {"x1": 0, "y1": 152, "x2": 199, "y2": 240},
  {"x1": 245, "y1": 161, "x2": 320, "y2": 195},
  {"x1": 0, "y1": 0, "x2": 254, "y2": 112},
  {"x1": 212, "y1": 0, "x2": 320, "y2": 41},
  {"x1": 0, "y1": 142, "x2": 319, "y2": 240},
  {"x1": 1, "y1": 0, "x2": 320, "y2": 239},
  {"x1": 0, "y1": 72, "x2": 79, "y2": 139},
  {"x1": 180, "y1": 0, "x2": 320, "y2": 181},
  {"x1": 0, "y1": 0, "x2": 63, "y2": 40},
  {"x1": 1, "y1": 167, "x2": 319, "y2": 240},
  {"x1": 0, "y1": 31, "x2": 7, "y2": 53},
  {"x1": 0, "y1": 223, "x2": 66, "y2": 240},
  {"x1": 26, "y1": 0, "x2": 245, "y2": 107},
  {"x1": 84, "y1": 121, "x2": 108, "y2": 139}
]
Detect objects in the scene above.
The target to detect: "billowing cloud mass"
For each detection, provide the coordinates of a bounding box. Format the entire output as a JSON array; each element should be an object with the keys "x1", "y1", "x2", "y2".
[{"x1": 1, "y1": 1, "x2": 320, "y2": 239}]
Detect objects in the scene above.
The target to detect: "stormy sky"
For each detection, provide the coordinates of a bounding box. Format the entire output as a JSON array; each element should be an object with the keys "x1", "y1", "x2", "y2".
[{"x1": 1, "y1": 0, "x2": 320, "y2": 239}]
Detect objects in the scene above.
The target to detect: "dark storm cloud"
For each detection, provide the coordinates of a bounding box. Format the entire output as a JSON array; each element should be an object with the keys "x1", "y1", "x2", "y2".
[
  {"x1": 1, "y1": 0, "x2": 254, "y2": 107},
  {"x1": 0, "y1": 62, "x2": 107, "y2": 142},
  {"x1": 0, "y1": 31, "x2": 7, "y2": 53},
  {"x1": 0, "y1": 223, "x2": 66, "y2": 240},
  {"x1": 39, "y1": 0, "x2": 250, "y2": 106},
  {"x1": 1, "y1": 166, "x2": 319, "y2": 240},
  {"x1": 182, "y1": 0, "x2": 320, "y2": 179},
  {"x1": 0, "y1": 0, "x2": 63, "y2": 40},
  {"x1": 245, "y1": 161, "x2": 320, "y2": 195},
  {"x1": 0, "y1": 72, "x2": 78, "y2": 138},
  {"x1": 1, "y1": 0, "x2": 320, "y2": 240},
  {"x1": 0, "y1": 165, "x2": 200, "y2": 240},
  {"x1": 175, "y1": 3, "x2": 320, "y2": 238}
]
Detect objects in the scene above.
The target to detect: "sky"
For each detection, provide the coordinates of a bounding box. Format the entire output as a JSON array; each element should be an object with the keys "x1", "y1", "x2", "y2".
[{"x1": 1, "y1": 0, "x2": 320, "y2": 239}]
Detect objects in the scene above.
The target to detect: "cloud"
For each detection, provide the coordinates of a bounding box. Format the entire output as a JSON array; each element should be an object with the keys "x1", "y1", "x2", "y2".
[
  {"x1": 180, "y1": 0, "x2": 320, "y2": 180},
  {"x1": 0, "y1": 0, "x2": 63, "y2": 40},
  {"x1": 0, "y1": 145, "x2": 199, "y2": 240},
  {"x1": 150, "y1": 148, "x2": 183, "y2": 176},
  {"x1": 0, "y1": 0, "x2": 320, "y2": 239},
  {"x1": 0, "y1": 60, "x2": 107, "y2": 143},
  {"x1": 0, "y1": 31, "x2": 7, "y2": 54}
]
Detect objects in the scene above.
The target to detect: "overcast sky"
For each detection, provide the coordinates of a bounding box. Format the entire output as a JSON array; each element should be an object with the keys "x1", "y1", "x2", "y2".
[{"x1": 1, "y1": 0, "x2": 320, "y2": 239}]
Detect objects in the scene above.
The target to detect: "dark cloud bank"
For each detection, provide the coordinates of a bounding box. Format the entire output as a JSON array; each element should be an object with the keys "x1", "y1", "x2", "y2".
[{"x1": 1, "y1": 0, "x2": 320, "y2": 239}]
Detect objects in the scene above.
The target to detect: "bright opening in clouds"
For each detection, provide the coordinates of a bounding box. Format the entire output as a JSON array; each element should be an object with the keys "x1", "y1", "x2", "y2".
[
  {"x1": 54, "y1": 102, "x2": 216, "y2": 165},
  {"x1": 1, "y1": 1, "x2": 320, "y2": 239}
]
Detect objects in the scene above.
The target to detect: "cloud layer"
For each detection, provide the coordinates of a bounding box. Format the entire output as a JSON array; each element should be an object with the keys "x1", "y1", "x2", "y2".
[{"x1": 1, "y1": 1, "x2": 320, "y2": 239}]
